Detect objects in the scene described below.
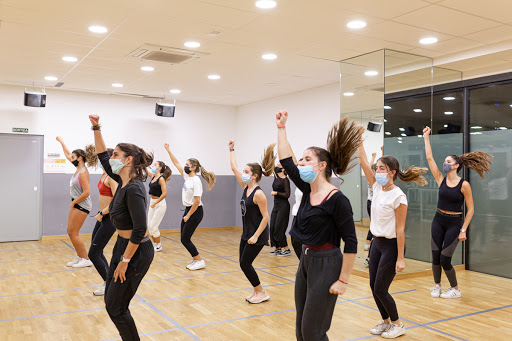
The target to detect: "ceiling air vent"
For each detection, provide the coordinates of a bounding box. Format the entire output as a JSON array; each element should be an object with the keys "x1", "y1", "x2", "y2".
[{"x1": 129, "y1": 44, "x2": 208, "y2": 65}]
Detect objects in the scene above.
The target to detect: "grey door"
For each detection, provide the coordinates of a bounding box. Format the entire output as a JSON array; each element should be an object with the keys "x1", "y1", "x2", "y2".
[{"x1": 0, "y1": 134, "x2": 43, "y2": 242}]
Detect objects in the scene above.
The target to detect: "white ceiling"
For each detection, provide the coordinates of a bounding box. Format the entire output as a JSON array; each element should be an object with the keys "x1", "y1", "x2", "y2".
[{"x1": 2, "y1": 0, "x2": 512, "y2": 106}]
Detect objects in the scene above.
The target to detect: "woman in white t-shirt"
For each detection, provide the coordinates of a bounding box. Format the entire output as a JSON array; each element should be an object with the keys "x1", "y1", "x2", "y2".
[
  {"x1": 165, "y1": 143, "x2": 216, "y2": 271},
  {"x1": 358, "y1": 142, "x2": 427, "y2": 339}
]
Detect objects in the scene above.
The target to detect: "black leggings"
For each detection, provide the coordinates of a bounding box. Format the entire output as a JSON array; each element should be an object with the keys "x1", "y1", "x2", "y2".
[
  {"x1": 181, "y1": 206, "x2": 204, "y2": 257},
  {"x1": 369, "y1": 237, "x2": 399, "y2": 322},
  {"x1": 88, "y1": 214, "x2": 116, "y2": 281},
  {"x1": 105, "y1": 236, "x2": 154, "y2": 341},
  {"x1": 366, "y1": 200, "x2": 373, "y2": 241},
  {"x1": 431, "y1": 210, "x2": 462, "y2": 287},
  {"x1": 239, "y1": 239, "x2": 264, "y2": 287},
  {"x1": 270, "y1": 200, "x2": 290, "y2": 248}
]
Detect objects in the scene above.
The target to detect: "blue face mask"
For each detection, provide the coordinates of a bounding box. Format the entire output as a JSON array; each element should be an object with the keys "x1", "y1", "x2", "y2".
[
  {"x1": 297, "y1": 164, "x2": 319, "y2": 184},
  {"x1": 375, "y1": 172, "x2": 391, "y2": 186},
  {"x1": 242, "y1": 173, "x2": 252, "y2": 184},
  {"x1": 443, "y1": 162, "x2": 453, "y2": 173},
  {"x1": 109, "y1": 158, "x2": 126, "y2": 175},
  {"x1": 150, "y1": 167, "x2": 157, "y2": 174}
]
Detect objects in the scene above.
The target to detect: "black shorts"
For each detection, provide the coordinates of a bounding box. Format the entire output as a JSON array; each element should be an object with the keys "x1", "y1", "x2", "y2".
[{"x1": 71, "y1": 198, "x2": 90, "y2": 214}]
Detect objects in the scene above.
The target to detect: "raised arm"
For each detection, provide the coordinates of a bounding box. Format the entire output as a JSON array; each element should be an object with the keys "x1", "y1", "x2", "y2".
[
  {"x1": 276, "y1": 110, "x2": 293, "y2": 160},
  {"x1": 369, "y1": 152, "x2": 377, "y2": 167},
  {"x1": 164, "y1": 143, "x2": 184, "y2": 176},
  {"x1": 89, "y1": 115, "x2": 120, "y2": 183},
  {"x1": 228, "y1": 140, "x2": 245, "y2": 187},
  {"x1": 358, "y1": 136, "x2": 375, "y2": 186},
  {"x1": 423, "y1": 126, "x2": 443, "y2": 187},
  {"x1": 56, "y1": 136, "x2": 73, "y2": 162}
]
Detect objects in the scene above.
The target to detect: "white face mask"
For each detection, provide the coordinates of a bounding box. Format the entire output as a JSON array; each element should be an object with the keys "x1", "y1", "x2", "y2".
[{"x1": 109, "y1": 158, "x2": 126, "y2": 175}]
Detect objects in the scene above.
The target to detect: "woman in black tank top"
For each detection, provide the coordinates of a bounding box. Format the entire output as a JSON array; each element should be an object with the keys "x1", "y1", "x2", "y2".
[
  {"x1": 228, "y1": 139, "x2": 273, "y2": 304},
  {"x1": 423, "y1": 126, "x2": 493, "y2": 299}
]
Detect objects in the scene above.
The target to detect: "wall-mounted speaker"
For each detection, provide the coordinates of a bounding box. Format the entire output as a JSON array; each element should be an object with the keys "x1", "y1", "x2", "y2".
[
  {"x1": 24, "y1": 91, "x2": 46, "y2": 107},
  {"x1": 155, "y1": 103, "x2": 175, "y2": 117},
  {"x1": 367, "y1": 121, "x2": 382, "y2": 132}
]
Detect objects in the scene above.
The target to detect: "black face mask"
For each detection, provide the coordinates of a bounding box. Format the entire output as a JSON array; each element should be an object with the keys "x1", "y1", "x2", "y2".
[
  {"x1": 275, "y1": 166, "x2": 283, "y2": 174},
  {"x1": 71, "y1": 160, "x2": 79, "y2": 167},
  {"x1": 184, "y1": 166, "x2": 191, "y2": 174}
]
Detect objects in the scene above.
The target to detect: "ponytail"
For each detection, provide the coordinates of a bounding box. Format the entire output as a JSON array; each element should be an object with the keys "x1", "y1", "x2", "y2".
[
  {"x1": 157, "y1": 161, "x2": 172, "y2": 181},
  {"x1": 451, "y1": 152, "x2": 493, "y2": 179},
  {"x1": 117, "y1": 143, "x2": 154, "y2": 181},
  {"x1": 85, "y1": 144, "x2": 98, "y2": 167},
  {"x1": 379, "y1": 155, "x2": 428, "y2": 186},
  {"x1": 188, "y1": 158, "x2": 216, "y2": 190},
  {"x1": 247, "y1": 143, "x2": 277, "y2": 182}
]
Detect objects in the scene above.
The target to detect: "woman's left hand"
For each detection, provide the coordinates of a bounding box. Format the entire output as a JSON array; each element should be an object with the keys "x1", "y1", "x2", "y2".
[
  {"x1": 248, "y1": 235, "x2": 258, "y2": 244},
  {"x1": 395, "y1": 258, "x2": 405, "y2": 273},
  {"x1": 114, "y1": 261, "x2": 128, "y2": 283},
  {"x1": 271, "y1": 191, "x2": 277, "y2": 196},
  {"x1": 69, "y1": 203, "x2": 74, "y2": 209},
  {"x1": 183, "y1": 215, "x2": 190, "y2": 222},
  {"x1": 329, "y1": 280, "x2": 347, "y2": 296},
  {"x1": 150, "y1": 203, "x2": 156, "y2": 209},
  {"x1": 458, "y1": 231, "x2": 467, "y2": 241}
]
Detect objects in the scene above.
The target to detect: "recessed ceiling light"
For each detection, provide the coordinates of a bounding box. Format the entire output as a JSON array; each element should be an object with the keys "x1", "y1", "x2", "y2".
[
  {"x1": 420, "y1": 37, "x2": 438, "y2": 45},
  {"x1": 498, "y1": 127, "x2": 508, "y2": 130},
  {"x1": 510, "y1": 104, "x2": 512, "y2": 108},
  {"x1": 384, "y1": 106, "x2": 392, "y2": 110},
  {"x1": 444, "y1": 111, "x2": 454, "y2": 115},
  {"x1": 471, "y1": 126, "x2": 482, "y2": 129},
  {"x1": 208, "y1": 74, "x2": 221, "y2": 80},
  {"x1": 398, "y1": 141, "x2": 403, "y2": 143},
  {"x1": 417, "y1": 135, "x2": 422, "y2": 138},
  {"x1": 384, "y1": 119, "x2": 388, "y2": 122},
  {"x1": 262, "y1": 53, "x2": 277, "y2": 60},
  {"x1": 399, "y1": 128, "x2": 405, "y2": 131},
  {"x1": 444, "y1": 124, "x2": 448, "y2": 128},
  {"x1": 140, "y1": 66, "x2": 155, "y2": 72},
  {"x1": 470, "y1": 132, "x2": 482, "y2": 135},
  {"x1": 365, "y1": 70, "x2": 379, "y2": 76},
  {"x1": 401, "y1": 133, "x2": 407, "y2": 137},
  {"x1": 184, "y1": 41, "x2": 200, "y2": 48},
  {"x1": 397, "y1": 137, "x2": 403, "y2": 140},
  {"x1": 170, "y1": 89, "x2": 181, "y2": 94},
  {"x1": 413, "y1": 109, "x2": 422, "y2": 113},
  {"x1": 347, "y1": 20, "x2": 367, "y2": 29},
  {"x1": 443, "y1": 96, "x2": 455, "y2": 101},
  {"x1": 255, "y1": 0, "x2": 276, "y2": 9},
  {"x1": 343, "y1": 92, "x2": 354, "y2": 96},
  {"x1": 112, "y1": 83, "x2": 123, "y2": 88},
  {"x1": 385, "y1": 132, "x2": 391, "y2": 135},
  {"x1": 62, "y1": 56, "x2": 78, "y2": 62},
  {"x1": 88, "y1": 25, "x2": 108, "y2": 34},
  {"x1": 44, "y1": 76, "x2": 58, "y2": 81}
]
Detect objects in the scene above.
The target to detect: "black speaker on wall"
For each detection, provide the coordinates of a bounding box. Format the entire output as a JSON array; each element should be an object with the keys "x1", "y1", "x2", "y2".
[
  {"x1": 24, "y1": 91, "x2": 46, "y2": 107},
  {"x1": 155, "y1": 103, "x2": 175, "y2": 117},
  {"x1": 367, "y1": 121, "x2": 382, "y2": 132}
]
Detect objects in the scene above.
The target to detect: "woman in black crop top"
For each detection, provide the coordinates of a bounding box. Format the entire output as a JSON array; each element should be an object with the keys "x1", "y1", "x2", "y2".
[
  {"x1": 89, "y1": 115, "x2": 155, "y2": 341},
  {"x1": 276, "y1": 110, "x2": 359, "y2": 341},
  {"x1": 269, "y1": 163, "x2": 292, "y2": 256},
  {"x1": 228, "y1": 139, "x2": 273, "y2": 304},
  {"x1": 146, "y1": 161, "x2": 172, "y2": 252},
  {"x1": 423, "y1": 126, "x2": 492, "y2": 299}
]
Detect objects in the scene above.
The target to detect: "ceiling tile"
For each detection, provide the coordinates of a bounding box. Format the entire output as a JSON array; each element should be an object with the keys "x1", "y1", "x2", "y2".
[
  {"x1": 438, "y1": 0, "x2": 512, "y2": 24},
  {"x1": 464, "y1": 25, "x2": 512, "y2": 44}
]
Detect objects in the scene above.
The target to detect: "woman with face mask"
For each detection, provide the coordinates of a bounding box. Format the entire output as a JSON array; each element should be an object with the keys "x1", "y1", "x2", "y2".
[
  {"x1": 56, "y1": 136, "x2": 95, "y2": 268},
  {"x1": 145, "y1": 161, "x2": 172, "y2": 252},
  {"x1": 269, "y1": 162, "x2": 292, "y2": 256},
  {"x1": 89, "y1": 115, "x2": 155, "y2": 341},
  {"x1": 88, "y1": 148, "x2": 119, "y2": 296},
  {"x1": 228, "y1": 139, "x2": 273, "y2": 304},
  {"x1": 165, "y1": 143, "x2": 216, "y2": 271},
  {"x1": 423, "y1": 126, "x2": 492, "y2": 299},
  {"x1": 276, "y1": 110, "x2": 359, "y2": 341},
  {"x1": 358, "y1": 136, "x2": 428, "y2": 339}
]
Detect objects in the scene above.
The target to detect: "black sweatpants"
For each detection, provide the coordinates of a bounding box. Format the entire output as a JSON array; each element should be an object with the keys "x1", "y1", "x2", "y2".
[
  {"x1": 295, "y1": 246, "x2": 343, "y2": 341},
  {"x1": 431, "y1": 211, "x2": 462, "y2": 287},
  {"x1": 105, "y1": 236, "x2": 154, "y2": 341},
  {"x1": 366, "y1": 200, "x2": 373, "y2": 241},
  {"x1": 369, "y1": 237, "x2": 399, "y2": 322},
  {"x1": 181, "y1": 206, "x2": 204, "y2": 257},
  {"x1": 88, "y1": 214, "x2": 116, "y2": 281},
  {"x1": 239, "y1": 239, "x2": 265, "y2": 287},
  {"x1": 270, "y1": 200, "x2": 290, "y2": 248}
]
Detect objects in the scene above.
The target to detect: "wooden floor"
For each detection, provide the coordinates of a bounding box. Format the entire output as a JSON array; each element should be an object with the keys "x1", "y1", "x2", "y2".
[{"x1": 1, "y1": 227, "x2": 511, "y2": 341}]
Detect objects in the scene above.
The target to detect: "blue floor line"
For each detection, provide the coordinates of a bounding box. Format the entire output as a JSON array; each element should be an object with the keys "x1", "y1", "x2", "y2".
[
  {"x1": 423, "y1": 303, "x2": 512, "y2": 326},
  {"x1": 0, "y1": 267, "x2": 92, "y2": 278},
  {"x1": 61, "y1": 240, "x2": 75, "y2": 250},
  {"x1": 0, "y1": 246, "x2": 67, "y2": 252},
  {"x1": 0, "y1": 256, "x2": 71, "y2": 263},
  {"x1": 185, "y1": 308, "x2": 297, "y2": 329}
]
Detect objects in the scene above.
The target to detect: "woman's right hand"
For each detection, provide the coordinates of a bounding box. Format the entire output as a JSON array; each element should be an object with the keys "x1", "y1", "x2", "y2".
[
  {"x1": 423, "y1": 126, "x2": 431, "y2": 137},
  {"x1": 94, "y1": 212, "x2": 103, "y2": 222},
  {"x1": 56, "y1": 136, "x2": 63, "y2": 142},
  {"x1": 164, "y1": 143, "x2": 170, "y2": 150},
  {"x1": 276, "y1": 110, "x2": 288, "y2": 126},
  {"x1": 89, "y1": 115, "x2": 100, "y2": 127},
  {"x1": 228, "y1": 140, "x2": 235, "y2": 149}
]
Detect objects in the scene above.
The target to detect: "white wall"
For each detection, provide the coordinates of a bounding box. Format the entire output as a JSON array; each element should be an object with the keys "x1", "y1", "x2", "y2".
[{"x1": 0, "y1": 84, "x2": 236, "y2": 175}]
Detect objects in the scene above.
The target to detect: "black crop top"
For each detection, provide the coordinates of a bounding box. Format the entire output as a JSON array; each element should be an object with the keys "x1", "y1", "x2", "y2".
[
  {"x1": 280, "y1": 157, "x2": 357, "y2": 253},
  {"x1": 437, "y1": 177, "x2": 464, "y2": 213},
  {"x1": 272, "y1": 176, "x2": 290, "y2": 201},
  {"x1": 149, "y1": 176, "x2": 163, "y2": 197},
  {"x1": 240, "y1": 186, "x2": 269, "y2": 245},
  {"x1": 98, "y1": 151, "x2": 148, "y2": 244}
]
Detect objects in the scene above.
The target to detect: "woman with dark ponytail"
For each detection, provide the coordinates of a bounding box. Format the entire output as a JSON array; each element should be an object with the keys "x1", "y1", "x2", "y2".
[
  {"x1": 229, "y1": 140, "x2": 272, "y2": 304},
  {"x1": 89, "y1": 115, "x2": 154, "y2": 341},
  {"x1": 423, "y1": 126, "x2": 492, "y2": 300},
  {"x1": 146, "y1": 161, "x2": 172, "y2": 252},
  {"x1": 165, "y1": 143, "x2": 216, "y2": 271},
  {"x1": 359, "y1": 135, "x2": 427, "y2": 339},
  {"x1": 276, "y1": 110, "x2": 359, "y2": 341},
  {"x1": 56, "y1": 137, "x2": 95, "y2": 268}
]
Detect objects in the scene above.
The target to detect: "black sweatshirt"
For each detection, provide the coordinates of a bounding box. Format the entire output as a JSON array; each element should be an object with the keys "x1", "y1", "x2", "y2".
[
  {"x1": 98, "y1": 151, "x2": 148, "y2": 244},
  {"x1": 280, "y1": 157, "x2": 357, "y2": 253},
  {"x1": 272, "y1": 175, "x2": 290, "y2": 201}
]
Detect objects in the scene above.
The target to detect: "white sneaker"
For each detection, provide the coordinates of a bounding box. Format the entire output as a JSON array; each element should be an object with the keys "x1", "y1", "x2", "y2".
[
  {"x1": 66, "y1": 256, "x2": 81, "y2": 267},
  {"x1": 154, "y1": 243, "x2": 162, "y2": 252},
  {"x1": 186, "y1": 260, "x2": 197, "y2": 269},
  {"x1": 431, "y1": 285, "x2": 442, "y2": 298},
  {"x1": 93, "y1": 283, "x2": 106, "y2": 296},
  {"x1": 72, "y1": 258, "x2": 93, "y2": 268},
  {"x1": 364, "y1": 244, "x2": 371, "y2": 251},
  {"x1": 370, "y1": 321, "x2": 391, "y2": 335},
  {"x1": 247, "y1": 290, "x2": 270, "y2": 304},
  {"x1": 440, "y1": 287, "x2": 461, "y2": 299},
  {"x1": 381, "y1": 323, "x2": 405, "y2": 339},
  {"x1": 188, "y1": 259, "x2": 206, "y2": 271}
]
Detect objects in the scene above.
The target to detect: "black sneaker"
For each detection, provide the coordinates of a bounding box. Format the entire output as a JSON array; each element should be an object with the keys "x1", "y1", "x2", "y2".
[
  {"x1": 277, "y1": 249, "x2": 291, "y2": 257},
  {"x1": 269, "y1": 248, "x2": 281, "y2": 255}
]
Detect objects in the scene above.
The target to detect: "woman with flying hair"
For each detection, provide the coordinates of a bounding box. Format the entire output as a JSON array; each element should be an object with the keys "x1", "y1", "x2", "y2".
[
  {"x1": 423, "y1": 126, "x2": 492, "y2": 300},
  {"x1": 358, "y1": 134, "x2": 428, "y2": 339},
  {"x1": 56, "y1": 136, "x2": 96, "y2": 268},
  {"x1": 165, "y1": 143, "x2": 216, "y2": 271},
  {"x1": 228, "y1": 139, "x2": 273, "y2": 304},
  {"x1": 276, "y1": 110, "x2": 359, "y2": 341}
]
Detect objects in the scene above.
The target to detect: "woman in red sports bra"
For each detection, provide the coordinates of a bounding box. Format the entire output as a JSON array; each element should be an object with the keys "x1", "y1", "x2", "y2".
[{"x1": 88, "y1": 148, "x2": 118, "y2": 296}]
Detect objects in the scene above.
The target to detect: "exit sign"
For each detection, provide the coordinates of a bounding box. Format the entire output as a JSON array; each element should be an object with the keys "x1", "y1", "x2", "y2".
[{"x1": 12, "y1": 128, "x2": 29, "y2": 133}]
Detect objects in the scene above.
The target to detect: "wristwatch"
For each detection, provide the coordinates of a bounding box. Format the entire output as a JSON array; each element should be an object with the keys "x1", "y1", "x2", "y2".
[
  {"x1": 460, "y1": 229, "x2": 466, "y2": 233},
  {"x1": 99, "y1": 210, "x2": 104, "y2": 217},
  {"x1": 120, "y1": 256, "x2": 131, "y2": 263}
]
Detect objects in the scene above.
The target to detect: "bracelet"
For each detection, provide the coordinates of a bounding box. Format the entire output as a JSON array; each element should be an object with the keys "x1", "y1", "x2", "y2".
[
  {"x1": 338, "y1": 279, "x2": 348, "y2": 285},
  {"x1": 98, "y1": 210, "x2": 104, "y2": 217},
  {"x1": 230, "y1": 149, "x2": 234, "y2": 151},
  {"x1": 277, "y1": 125, "x2": 286, "y2": 128},
  {"x1": 91, "y1": 125, "x2": 101, "y2": 131}
]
